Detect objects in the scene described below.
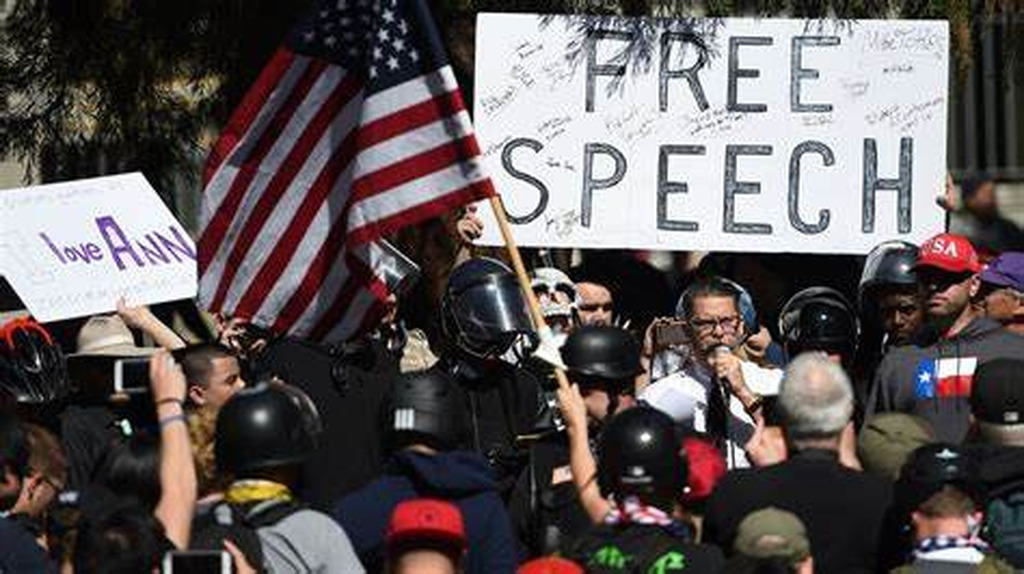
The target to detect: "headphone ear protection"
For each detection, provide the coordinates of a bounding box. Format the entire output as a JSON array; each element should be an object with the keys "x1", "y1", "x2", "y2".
[{"x1": 677, "y1": 277, "x2": 758, "y2": 337}]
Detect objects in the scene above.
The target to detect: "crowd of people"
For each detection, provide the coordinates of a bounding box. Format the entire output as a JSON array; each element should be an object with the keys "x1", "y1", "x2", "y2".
[{"x1": 0, "y1": 179, "x2": 1023, "y2": 574}]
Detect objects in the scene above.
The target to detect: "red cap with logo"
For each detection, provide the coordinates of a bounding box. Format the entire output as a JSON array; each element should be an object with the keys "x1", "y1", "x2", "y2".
[
  {"x1": 914, "y1": 233, "x2": 981, "y2": 274},
  {"x1": 386, "y1": 498, "x2": 466, "y2": 551}
]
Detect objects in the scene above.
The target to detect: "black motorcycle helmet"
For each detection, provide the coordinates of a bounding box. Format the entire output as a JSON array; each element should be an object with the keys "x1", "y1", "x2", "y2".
[
  {"x1": 440, "y1": 257, "x2": 536, "y2": 360},
  {"x1": 561, "y1": 326, "x2": 644, "y2": 388},
  {"x1": 0, "y1": 317, "x2": 70, "y2": 404},
  {"x1": 894, "y1": 443, "x2": 978, "y2": 515},
  {"x1": 215, "y1": 383, "x2": 322, "y2": 476},
  {"x1": 779, "y1": 287, "x2": 858, "y2": 360},
  {"x1": 384, "y1": 366, "x2": 468, "y2": 452},
  {"x1": 858, "y1": 241, "x2": 919, "y2": 306},
  {"x1": 598, "y1": 406, "x2": 687, "y2": 511}
]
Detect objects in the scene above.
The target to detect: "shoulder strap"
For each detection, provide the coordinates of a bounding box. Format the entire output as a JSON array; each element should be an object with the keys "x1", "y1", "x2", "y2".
[{"x1": 241, "y1": 498, "x2": 307, "y2": 529}]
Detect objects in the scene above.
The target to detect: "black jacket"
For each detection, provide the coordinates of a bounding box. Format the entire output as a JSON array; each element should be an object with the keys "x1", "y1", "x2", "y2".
[
  {"x1": 441, "y1": 356, "x2": 543, "y2": 496},
  {"x1": 703, "y1": 449, "x2": 893, "y2": 574},
  {"x1": 509, "y1": 432, "x2": 592, "y2": 556},
  {"x1": 258, "y1": 337, "x2": 398, "y2": 510}
]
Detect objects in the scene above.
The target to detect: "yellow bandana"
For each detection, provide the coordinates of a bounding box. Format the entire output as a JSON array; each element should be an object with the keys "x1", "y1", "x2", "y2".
[{"x1": 225, "y1": 479, "x2": 293, "y2": 506}]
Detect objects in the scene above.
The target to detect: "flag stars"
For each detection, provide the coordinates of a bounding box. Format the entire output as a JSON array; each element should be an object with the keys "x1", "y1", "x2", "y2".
[
  {"x1": 372, "y1": 46, "x2": 384, "y2": 60},
  {"x1": 392, "y1": 38, "x2": 405, "y2": 52},
  {"x1": 324, "y1": 35, "x2": 337, "y2": 47},
  {"x1": 382, "y1": 9, "x2": 395, "y2": 23},
  {"x1": 387, "y1": 56, "x2": 400, "y2": 70},
  {"x1": 377, "y1": 28, "x2": 390, "y2": 42},
  {"x1": 408, "y1": 49, "x2": 419, "y2": 62}
]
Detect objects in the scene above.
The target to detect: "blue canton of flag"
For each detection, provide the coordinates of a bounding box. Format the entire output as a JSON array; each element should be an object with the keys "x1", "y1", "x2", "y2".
[
  {"x1": 288, "y1": 0, "x2": 448, "y2": 93},
  {"x1": 914, "y1": 359, "x2": 936, "y2": 399},
  {"x1": 199, "y1": 0, "x2": 494, "y2": 343}
]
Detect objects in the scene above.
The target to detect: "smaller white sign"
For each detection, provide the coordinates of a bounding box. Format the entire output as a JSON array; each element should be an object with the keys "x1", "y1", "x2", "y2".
[{"x1": 0, "y1": 173, "x2": 197, "y2": 322}]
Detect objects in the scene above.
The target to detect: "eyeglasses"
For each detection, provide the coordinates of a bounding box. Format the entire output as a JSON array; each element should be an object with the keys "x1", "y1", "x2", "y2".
[
  {"x1": 688, "y1": 315, "x2": 742, "y2": 333},
  {"x1": 578, "y1": 302, "x2": 614, "y2": 313}
]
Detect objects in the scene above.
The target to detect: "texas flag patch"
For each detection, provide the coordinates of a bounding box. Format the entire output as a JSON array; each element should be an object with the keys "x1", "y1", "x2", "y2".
[{"x1": 914, "y1": 357, "x2": 978, "y2": 399}]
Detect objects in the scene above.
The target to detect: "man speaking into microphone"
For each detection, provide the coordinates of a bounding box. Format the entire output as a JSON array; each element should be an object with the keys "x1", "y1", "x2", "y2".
[{"x1": 640, "y1": 277, "x2": 783, "y2": 468}]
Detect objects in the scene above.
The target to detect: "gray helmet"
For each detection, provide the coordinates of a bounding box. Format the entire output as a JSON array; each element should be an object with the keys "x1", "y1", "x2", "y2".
[
  {"x1": 779, "y1": 287, "x2": 858, "y2": 359},
  {"x1": 216, "y1": 383, "x2": 322, "y2": 475},
  {"x1": 859, "y1": 241, "x2": 919, "y2": 304},
  {"x1": 598, "y1": 406, "x2": 687, "y2": 509},
  {"x1": 384, "y1": 366, "x2": 467, "y2": 451},
  {"x1": 561, "y1": 325, "x2": 643, "y2": 385},
  {"x1": 440, "y1": 258, "x2": 535, "y2": 360}
]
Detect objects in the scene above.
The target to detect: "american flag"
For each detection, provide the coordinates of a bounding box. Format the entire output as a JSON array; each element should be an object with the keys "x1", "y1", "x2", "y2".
[{"x1": 198, "y1": 0, "x2": 494, "y2": 342}]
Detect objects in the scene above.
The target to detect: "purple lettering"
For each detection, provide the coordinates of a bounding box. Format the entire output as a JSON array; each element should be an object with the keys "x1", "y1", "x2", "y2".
[
  {"x1": 137, "y1": 236, "x2": 170, "y2": 265},
  {"x1": 152, "y1": 226, "x2": 196, "y2": 262},
  {"x1": 39, "y1": 232, "x2": 66, "y2": 264},
  {"x1": 84, "y1": 243, "x2": 103, "y2": 261},
  {"x1": 96, "y1": 215, "x2": 145, "y2": 270},
  {"x1": 62, "y1": 247, "x2": 79, "y2": 262}
]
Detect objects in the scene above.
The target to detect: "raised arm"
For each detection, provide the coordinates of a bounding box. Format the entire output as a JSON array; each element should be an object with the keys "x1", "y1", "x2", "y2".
[
  {"x1": 150, "y1": 350, "x2": 197, "y2": 549},
  {"x1": 557, "y1": 383, "x2": 612, "y2": 523},
  {"x1": 118, "y1": 298, "x2": 186, "y2": 350}
]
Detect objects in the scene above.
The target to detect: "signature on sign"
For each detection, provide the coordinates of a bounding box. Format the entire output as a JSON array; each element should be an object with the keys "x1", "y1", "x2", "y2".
[{"x1": 546, "y1": 210, "x2": 580, "y2": 238}]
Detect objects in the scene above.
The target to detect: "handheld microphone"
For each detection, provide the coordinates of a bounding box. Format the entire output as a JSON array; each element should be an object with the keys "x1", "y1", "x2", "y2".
[{"x1": 710, "y1": 344, "x2": 734, "y2": 397}]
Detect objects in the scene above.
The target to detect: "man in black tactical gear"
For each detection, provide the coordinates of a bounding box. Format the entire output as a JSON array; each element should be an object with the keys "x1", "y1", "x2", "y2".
[
  {"x1": 509, "y1": 325, "x2": 643, "y2": 556},
  {"x1": 569, "y1": 406, "x2": 724, "y2": 573},
  {"x1": 334, "y1": 367, "x2": 516, "y2": 574},
  {"x1": 437, "y1": 257, "x2": 543, "y2": 495},
  {"x1": 194, "y1": 383, "x2": 363, "y2": 573}
]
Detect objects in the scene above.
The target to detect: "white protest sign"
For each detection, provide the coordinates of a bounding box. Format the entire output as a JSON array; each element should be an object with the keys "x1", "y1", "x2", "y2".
[
  {"x1": 0, "y1": 173, "x2": 197, "y2": 322},
  {"x1": 473, "y1": 15, "x2": 948, "y2": 253}
]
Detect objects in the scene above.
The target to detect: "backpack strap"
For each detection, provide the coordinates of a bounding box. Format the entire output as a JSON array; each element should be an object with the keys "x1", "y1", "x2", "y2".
[{"x1": 241, "y1": 498, "x2": 307, "y2": 529}]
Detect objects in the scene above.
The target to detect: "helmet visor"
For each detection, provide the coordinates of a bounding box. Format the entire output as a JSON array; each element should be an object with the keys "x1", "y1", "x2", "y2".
[{"x1": 451, "y1": 274, "x2": 534, "y2": 356}]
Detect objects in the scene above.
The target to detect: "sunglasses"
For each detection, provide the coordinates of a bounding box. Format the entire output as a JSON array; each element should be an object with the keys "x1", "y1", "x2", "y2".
[{"x1": 578, "y1": 302, "x2": 614, "y2": 312}]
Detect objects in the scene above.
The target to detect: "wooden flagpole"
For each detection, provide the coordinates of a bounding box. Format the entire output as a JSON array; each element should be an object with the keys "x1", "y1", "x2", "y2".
[{"x1": 486, "y1": 195, "x2": 572, "y2": 392}]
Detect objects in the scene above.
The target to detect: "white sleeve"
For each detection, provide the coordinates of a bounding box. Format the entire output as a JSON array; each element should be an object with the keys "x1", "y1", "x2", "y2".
[{"x1": 740, "y1": 361, "x2": 783, "y2": 395}]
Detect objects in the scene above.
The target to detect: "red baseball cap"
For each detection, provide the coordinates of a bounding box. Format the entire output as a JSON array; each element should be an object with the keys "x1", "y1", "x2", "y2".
[
  {"x1": 518, "y1": 557, "x2": 585, "y2": 574},
  {"x1": 386, "y1": 498, "x2": 466, "y2": 551},
  {"x1": 914, "y1": 233, "x2": 981, "y2": 274}
]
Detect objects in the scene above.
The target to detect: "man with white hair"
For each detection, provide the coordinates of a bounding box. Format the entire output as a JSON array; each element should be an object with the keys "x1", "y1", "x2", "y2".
[{"x1": 703, "y1": 353, "x2": 893, "y2": 573}]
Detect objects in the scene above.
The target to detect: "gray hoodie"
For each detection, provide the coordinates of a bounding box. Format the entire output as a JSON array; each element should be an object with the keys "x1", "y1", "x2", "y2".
[{"x1": 868, "y1": 317, "x2": 1024, "y2": 443}]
